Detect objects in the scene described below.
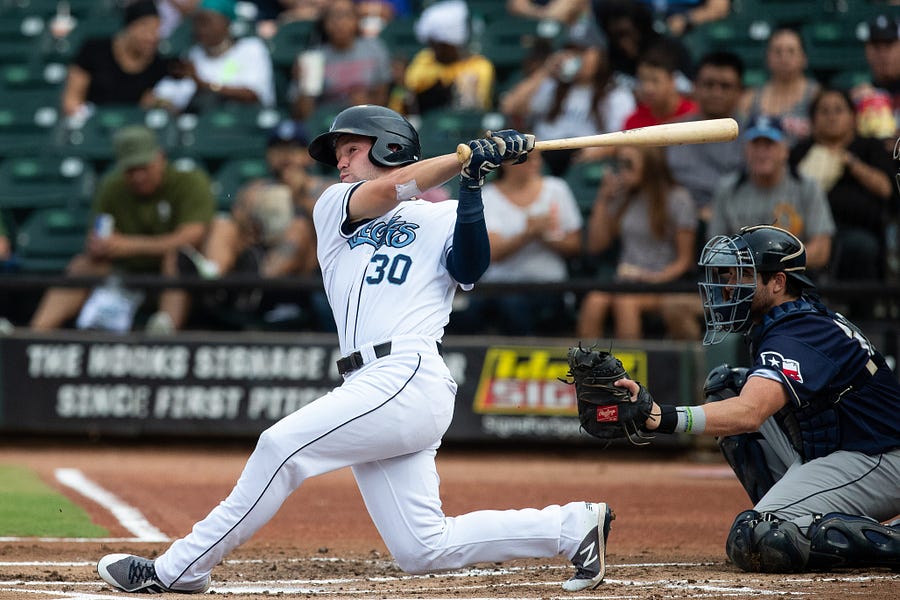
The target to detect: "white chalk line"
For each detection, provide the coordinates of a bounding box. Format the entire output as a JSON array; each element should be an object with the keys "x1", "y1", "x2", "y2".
[
  {"x1": 52, "y1": 468, "x2": 169, "y2": 543},
  {"x1": 1, "y1": 561, "x2": 896, "y2": 599}
]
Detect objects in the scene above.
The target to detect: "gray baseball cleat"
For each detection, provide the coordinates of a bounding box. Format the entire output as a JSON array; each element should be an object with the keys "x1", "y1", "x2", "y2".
[
  {"x1": 562, "y1": 502, "x2": 615, "y2": 592},
  {"x1": 97, "y1": 554, "x2": 209, "y2": 594}
]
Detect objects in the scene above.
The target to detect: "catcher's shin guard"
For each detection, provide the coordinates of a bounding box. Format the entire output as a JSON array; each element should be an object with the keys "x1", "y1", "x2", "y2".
[
  {"x1": 806, "y1": 513, "x2": 900, "y2": 570},
  {"x1": 726, "y1": 510, "x2": 810, "y2": 573},
  {"x1": 717, "y1": 432, "x2": 777, "y2": 504}
]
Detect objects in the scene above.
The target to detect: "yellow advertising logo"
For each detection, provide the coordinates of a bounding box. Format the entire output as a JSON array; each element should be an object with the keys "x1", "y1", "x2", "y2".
[{"x1": 473, "y1": 346, "x2": 648, "y2": 416}]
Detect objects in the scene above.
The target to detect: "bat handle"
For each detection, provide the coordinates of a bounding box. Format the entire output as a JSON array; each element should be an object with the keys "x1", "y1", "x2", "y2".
[{"x1": 456, "y1": 143, "x2": 472, "y2": 164}]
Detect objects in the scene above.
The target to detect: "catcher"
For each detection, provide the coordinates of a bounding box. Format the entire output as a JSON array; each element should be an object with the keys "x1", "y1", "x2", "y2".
[{"x1": 569, "y1": 225, "x2": 900, "y2": 573}]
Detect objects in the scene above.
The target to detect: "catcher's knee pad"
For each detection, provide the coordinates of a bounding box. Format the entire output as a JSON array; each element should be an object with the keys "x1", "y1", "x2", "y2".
[
  {"x1": 726, "y1": 510, "x2": 810, "y2": 573},
  {"x1": 806, "y1": 513, "x2": 900, "y2": 570},
  {"x1": 718, "y1": 432, "x2": 776, "y2": 504}
]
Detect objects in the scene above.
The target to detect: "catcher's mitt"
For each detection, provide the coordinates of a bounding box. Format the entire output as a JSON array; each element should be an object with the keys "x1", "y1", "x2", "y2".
[{"x1": 563, "y1": 344, "x2": 655, "y2": 445}]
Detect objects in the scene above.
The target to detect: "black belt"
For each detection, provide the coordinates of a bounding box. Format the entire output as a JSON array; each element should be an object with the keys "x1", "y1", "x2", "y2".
[{"x1": 336, "y1": 340, "x2": 442, "y2": 376}]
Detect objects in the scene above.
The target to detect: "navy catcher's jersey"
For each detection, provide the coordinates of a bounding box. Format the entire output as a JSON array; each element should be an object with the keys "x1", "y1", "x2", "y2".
[{"x1": 748, "y1": 298, "x2": 900, "y2": 457}]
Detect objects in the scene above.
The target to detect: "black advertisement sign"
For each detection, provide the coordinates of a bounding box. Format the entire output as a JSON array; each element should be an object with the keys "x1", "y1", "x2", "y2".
[{"x1": 0, "y1": 333, "x2": 698, "y2": 445}]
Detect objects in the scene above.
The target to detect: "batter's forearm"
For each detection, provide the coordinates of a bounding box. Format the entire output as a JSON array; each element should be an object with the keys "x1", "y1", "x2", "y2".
[{"x1": 354, "y1": 155, "x2": 461, "y2": 219}]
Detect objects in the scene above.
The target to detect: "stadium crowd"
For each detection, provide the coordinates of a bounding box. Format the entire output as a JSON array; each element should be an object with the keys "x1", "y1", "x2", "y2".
[{"x1": 0, "y1": 0, "x2": 898, "y2": 338}]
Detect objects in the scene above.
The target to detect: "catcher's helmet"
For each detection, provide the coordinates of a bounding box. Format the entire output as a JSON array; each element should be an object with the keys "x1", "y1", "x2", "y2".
[
  {"x1": 697, "y1": 225, "x2": 816, "y2": 345},
  {"x1": 308, "y1": 105, "x2": 421, "y2": 168}
]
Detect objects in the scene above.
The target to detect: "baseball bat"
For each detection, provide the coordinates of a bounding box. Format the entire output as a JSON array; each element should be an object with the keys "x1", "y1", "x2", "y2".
[{"x1": 455, "y1": 118, "x2": 739, "y2": 163}]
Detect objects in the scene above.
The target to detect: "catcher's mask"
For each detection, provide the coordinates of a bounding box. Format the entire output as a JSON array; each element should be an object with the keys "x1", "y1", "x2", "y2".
[
  {"x1": 698, "y1": 225, "x2": 816, "y2": 345},
  {"x1": 308, "y1": 104, "x2": 421, "y2": 168}
]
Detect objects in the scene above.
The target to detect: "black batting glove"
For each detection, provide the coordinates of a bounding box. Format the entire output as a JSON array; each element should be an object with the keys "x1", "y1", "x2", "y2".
[
  {"x1": 460, "y1": 137, "x2": 503, "y2": 188},
  {"x1": 487, "y1": 129, "x2": 535, "y2": 164}
]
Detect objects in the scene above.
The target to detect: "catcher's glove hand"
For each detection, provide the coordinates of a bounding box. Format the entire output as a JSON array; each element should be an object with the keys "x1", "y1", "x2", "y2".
[{"x1": 563, "y1": 344, "x2": 655, "y2": 445}]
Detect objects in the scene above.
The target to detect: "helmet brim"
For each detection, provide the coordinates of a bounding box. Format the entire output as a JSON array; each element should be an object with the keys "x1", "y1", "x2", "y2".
[{"x1": 308, "y1": 130, "x2": 346, "y2": 166}]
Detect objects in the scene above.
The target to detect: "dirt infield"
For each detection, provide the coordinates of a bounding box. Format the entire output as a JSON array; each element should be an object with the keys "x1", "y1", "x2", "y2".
[{"x1": 0, "y1": 441, "x2": 897, "y2": 599}]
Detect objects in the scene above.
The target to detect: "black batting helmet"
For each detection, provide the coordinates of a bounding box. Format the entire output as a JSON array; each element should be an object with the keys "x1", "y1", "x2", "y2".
[
  {"x1": 697, "y1": 225, "x2": 816, "y2": 344},
  {"x1": 308, "y1": 105, "x2": 421, "y2": 168}
]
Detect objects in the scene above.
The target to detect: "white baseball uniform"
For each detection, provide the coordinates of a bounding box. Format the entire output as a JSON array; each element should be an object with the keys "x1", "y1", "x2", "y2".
[{"x1": 153, "y1": 182, "x2": 592, "y2": 588}]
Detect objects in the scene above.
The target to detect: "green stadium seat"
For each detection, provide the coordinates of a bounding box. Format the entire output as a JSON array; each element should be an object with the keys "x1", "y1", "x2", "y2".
[
  {"x1": 416, "y1": 109, "x2": 505, "y2": 159},
  {"x1": 0, "y1": 0, "x2": 112, "y2": 18},
  {"x1": 733, "y1": 0, "x2": 813, "y2": 27},
  {"x1": 14, "y1": 205, "x2": 89, "y2": 273},
  {"x1": 0, "y1": 60, "x2": 66, "y2": 93},
  {"x1": 0, "y1": 102, "x2": 60, "y2": 156},
  {"x1": 466, "y1": 0, "x2": 509, "y2": 23},
  {"x1": 378, "y1": 15, "x2": 423, "y2": 61},
  {"x1": 829, "y1": 69, "x2": 869, "y2": 89},
  {"x1": 211, "y1": 157, "x2": 271, "y2": 210},
  {"x1": 175, "y1": 105, "x2": 284, "y2": 166},
  {"x1": 683, "y1": 17, "x2": 769, "y2": 70},
  {"x1": 60, "y1": 106, "x2": 173, "y2": 167},
  {"x1": 0, "y1": 155, "x2": 95, "y2": 240},
  {"x1": 563, "y1": 160, "x2": 607, "y2": 217},
  {"x1": 0, "y1": 154, "x2": 94, "y2": 208},
  {"x1": 0, "y1": 14, "x2": 45, "y2": 65},
  {"x1": 801, "y1": 20, "x2": 868, "y2": 79},
  {"x1": 476, "y1": 17, "x2": 561, "y2": 82},
  {"x1": 304, "y1": 100, "x2": 345, "y2": 139},
  {"x1": 268, "y1": 19, "x2": 315, "y2": 69}
]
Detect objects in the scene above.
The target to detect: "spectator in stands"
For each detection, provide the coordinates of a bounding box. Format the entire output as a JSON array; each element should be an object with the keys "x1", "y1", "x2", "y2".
[
  {"x1": 666, "y1": 51, "x2": 746, "y2": 224},
  {"x1": 500, "y1": 18, "x2": 634, "y2": 175},
  {"x1": 61, "y1": 0, "x2": 170, "y2": 119},
  {"x1": 450, "y1": 150, "x2": 582, "y2": 336},
  {"x1": 622, "y1": 41, "x2": 698, "y2": 130},
  {"x1": 507, "y1": 0, "x2": 590, "y2": 26},
  {"x1": 265, "y1": 120, "x2": 333, "y2": 217},
  {"x1": 577, "y1": 145, "x2": 700, "y2": 341},
  {"x1": 403, "y1": 0, "x2": 495, "y2": 115},
  {"x1": 740, "y1": 27, "x2": 819, "y2": 147},
  {"x1": 790, "y1": 88, "x2": 895, "y2": 282},
  {"x1": 708, "y1": 115, "x2": 835, "y2": 276},
  {"x1": 28, "y1": 126, "x2": 215, "y2": 333},
  {"x1": 172, "y1": 179, "x2": 318, "y2": 329},
  {"x1": 851, "y1": 14, "x2": 900, "y2": 147},
  {"x1": 149, "y1": 0, "x2": 275, "y2": 114},
  {"x1": 289, "y1": 0, "x2": 392, "y2": 120},
  {"x1": 181, "y1": 180, "x2": 314, "y2": 279},
  {"x1": 591, "y1": 0, "x2": 693, "y2": 89}
]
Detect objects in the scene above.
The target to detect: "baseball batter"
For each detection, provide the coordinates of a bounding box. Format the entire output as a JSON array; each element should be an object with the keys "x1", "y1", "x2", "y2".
[
  {"x1": 97, "y1": 105, "x2": 614, "y2": 593},
  {"x1": 620, "y1": 225, "x2": 900, "y2": 572}
]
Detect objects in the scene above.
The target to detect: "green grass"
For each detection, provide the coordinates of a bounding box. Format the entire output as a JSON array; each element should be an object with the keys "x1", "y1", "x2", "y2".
[{"x1": 0, "y1": 464, "x2": 109, "y2": 537}]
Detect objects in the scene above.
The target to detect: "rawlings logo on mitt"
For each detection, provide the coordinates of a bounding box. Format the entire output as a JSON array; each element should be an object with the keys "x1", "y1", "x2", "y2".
[{"x1": 562, "y1": 344, "x2": 655, "y2": 445}]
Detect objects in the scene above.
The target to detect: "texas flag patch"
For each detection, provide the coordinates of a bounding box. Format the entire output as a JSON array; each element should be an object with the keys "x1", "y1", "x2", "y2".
[
  {"x1": 596, "y1": 405, "x2": 619, "y2": 422},
  {"x1": 760, "y1": 351, "x2": 804, "y2": 383}
]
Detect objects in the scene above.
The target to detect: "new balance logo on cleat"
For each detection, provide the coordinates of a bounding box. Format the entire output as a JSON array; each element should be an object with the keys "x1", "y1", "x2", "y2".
[
  {"x1": 562, "y1": 502, "x2": 615, "y2": 592},
  {"x1": 97, "y1": 554, "x2": 209, "y2": 594},
  {"x1": 577, "y1": 540, "x2": 599, "y2": 570}
]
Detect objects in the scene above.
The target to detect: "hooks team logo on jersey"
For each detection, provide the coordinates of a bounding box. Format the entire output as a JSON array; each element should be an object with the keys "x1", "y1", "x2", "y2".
[
  {"x1": 348, "y1": 215, "x2": 419, "y2": 249},
  {"x1": 760, "y1": 351, "x2": 804, "y2": 383}
]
